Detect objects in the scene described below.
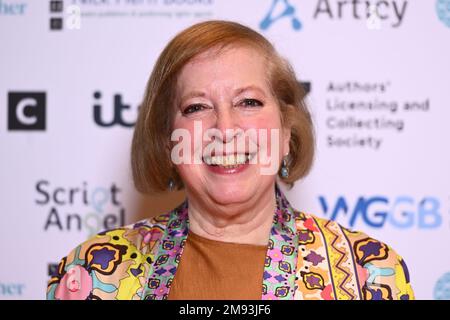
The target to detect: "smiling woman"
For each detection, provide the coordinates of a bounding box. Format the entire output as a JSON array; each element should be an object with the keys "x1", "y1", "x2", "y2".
[{"x1": 47, "y1": 20, "x2": 414, "y2": 300}]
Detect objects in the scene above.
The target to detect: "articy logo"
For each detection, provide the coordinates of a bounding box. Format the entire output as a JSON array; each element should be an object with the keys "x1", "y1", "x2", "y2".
[
  {"x1": 260, "y1": 0, "x2": 302, "y2": 31},
  {"x1": 436, "y1": 0, "x2": 450, "y2": 28}
]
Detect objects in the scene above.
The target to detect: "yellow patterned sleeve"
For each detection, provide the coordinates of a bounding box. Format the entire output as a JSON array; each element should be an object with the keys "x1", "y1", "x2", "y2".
[
  {"x1": 392, "y1": 253, "x2": 415, "y2": 300},
  {"x1": 351, "y1": 234, "x2": 415, "y2": 300},
  {"x1": 46, "y1": 227, "x2": 150, "y2": 300}
]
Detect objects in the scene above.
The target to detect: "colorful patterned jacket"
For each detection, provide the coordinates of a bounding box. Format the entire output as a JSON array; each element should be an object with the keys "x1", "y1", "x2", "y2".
[{"x1": 47, "y1": 187, "x2": 414, "y2": 300}]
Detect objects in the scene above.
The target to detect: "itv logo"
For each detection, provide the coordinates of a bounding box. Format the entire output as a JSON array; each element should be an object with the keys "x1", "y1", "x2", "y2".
[{"x1": 318, "y1": 195, "x2": 442, "y2": 229}]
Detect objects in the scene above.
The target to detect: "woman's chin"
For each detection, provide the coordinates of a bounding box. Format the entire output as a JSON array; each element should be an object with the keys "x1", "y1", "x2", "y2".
[
  {"x1": 181, "y1": 164, "x2": 272, "y2": 206},
  {"x1": 204, "y1": 182, "x2": 256, "y2": 206}
]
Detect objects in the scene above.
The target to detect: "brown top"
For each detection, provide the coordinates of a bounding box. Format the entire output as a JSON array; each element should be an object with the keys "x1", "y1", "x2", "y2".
[{"x1": 168, "y1": 230, "x2": 268, "y2": 300}]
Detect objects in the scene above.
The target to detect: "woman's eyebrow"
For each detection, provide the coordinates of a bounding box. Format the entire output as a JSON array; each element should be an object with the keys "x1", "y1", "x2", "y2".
[
  {"x1": 234, "y1": 85, "x2": 267, "y2": 97},
  {"x1": 180, "y1": 91, "x2": 206, "y2": 101},
  {"x1": 180, "y1": 85, "x2": 267, "y2": 102}
]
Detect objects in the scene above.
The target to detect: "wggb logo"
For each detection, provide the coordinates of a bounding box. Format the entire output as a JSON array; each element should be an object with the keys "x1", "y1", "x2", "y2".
[
  {"x1": 8, "y1": 92, "x2": 46, "y2": 131},
  {"x1": 436, "y1": 0, "x2": 450, "y2": 28},
  {"x1": 319, "y1": 195, "x2": 442, "y2": 229}
]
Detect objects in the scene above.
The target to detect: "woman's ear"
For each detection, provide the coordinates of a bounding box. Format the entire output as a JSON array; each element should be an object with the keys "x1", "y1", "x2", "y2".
[
  {"x1": 283, "y1": 127, "x2": 291, "y2": 157},
  {"x1": 166, "y1": 139, "x2": 175, "y2": 170},
  {"x1": 282, "y1": 107, "x2": 292, "y2": 157}
]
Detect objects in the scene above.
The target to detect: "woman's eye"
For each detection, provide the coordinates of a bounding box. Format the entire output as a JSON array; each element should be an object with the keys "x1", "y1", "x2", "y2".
[
  {"x1": 182, "y1": 104, "x2": 205, "y2": 115},
  {"x1": 240, "y1": 98, "x2": 263, "y2": 107}
]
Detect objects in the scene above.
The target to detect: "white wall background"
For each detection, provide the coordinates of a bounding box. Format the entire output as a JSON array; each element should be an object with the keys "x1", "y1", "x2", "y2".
[{"x1": 0, "y1": 0, "x2": 449, "y2": 299}]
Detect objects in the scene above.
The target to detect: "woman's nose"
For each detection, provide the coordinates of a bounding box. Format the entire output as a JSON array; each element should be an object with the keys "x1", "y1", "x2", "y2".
[{"x1": 214, "y1": 107, "x2": 240, "y2": 143}]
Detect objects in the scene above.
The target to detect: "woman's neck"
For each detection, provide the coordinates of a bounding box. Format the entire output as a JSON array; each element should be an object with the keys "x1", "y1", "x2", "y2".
[{"x1": 186, "y1": 185, "x2": 276, "y2": 246}]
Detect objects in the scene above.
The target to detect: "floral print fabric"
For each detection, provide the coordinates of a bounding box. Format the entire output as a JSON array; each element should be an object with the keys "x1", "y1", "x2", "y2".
[{"x1": 47, "y1": 186, "x2": 414, "y2": 300}]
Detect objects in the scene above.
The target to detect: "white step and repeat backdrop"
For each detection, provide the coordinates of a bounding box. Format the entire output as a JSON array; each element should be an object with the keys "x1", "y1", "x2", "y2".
[{"x1": 0, "y1": 0, "x2": 449, "y2": 300}]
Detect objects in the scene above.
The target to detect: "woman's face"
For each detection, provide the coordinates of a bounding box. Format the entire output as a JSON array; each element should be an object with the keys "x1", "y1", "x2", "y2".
[{"x1": 171, "y1": 45, "x2": 290, "y2": 210}]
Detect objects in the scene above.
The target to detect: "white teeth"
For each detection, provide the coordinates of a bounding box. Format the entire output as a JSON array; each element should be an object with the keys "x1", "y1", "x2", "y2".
[
  {"x1": 204, "y1": 157, "x2": 212, "y2": 165},
  {"x1": 203, "y1": 154, "x2": 252, "y2": 166}
]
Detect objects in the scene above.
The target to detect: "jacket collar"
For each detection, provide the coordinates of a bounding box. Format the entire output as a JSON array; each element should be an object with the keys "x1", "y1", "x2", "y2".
[{"x1": 143, "y1": 184, "x2": 299, "y2": 300}]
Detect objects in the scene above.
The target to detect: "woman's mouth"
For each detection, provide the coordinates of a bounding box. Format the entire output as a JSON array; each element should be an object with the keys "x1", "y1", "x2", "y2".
[{"x1": 202, "y1": 153, "x2": 256, "y2": 174}]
